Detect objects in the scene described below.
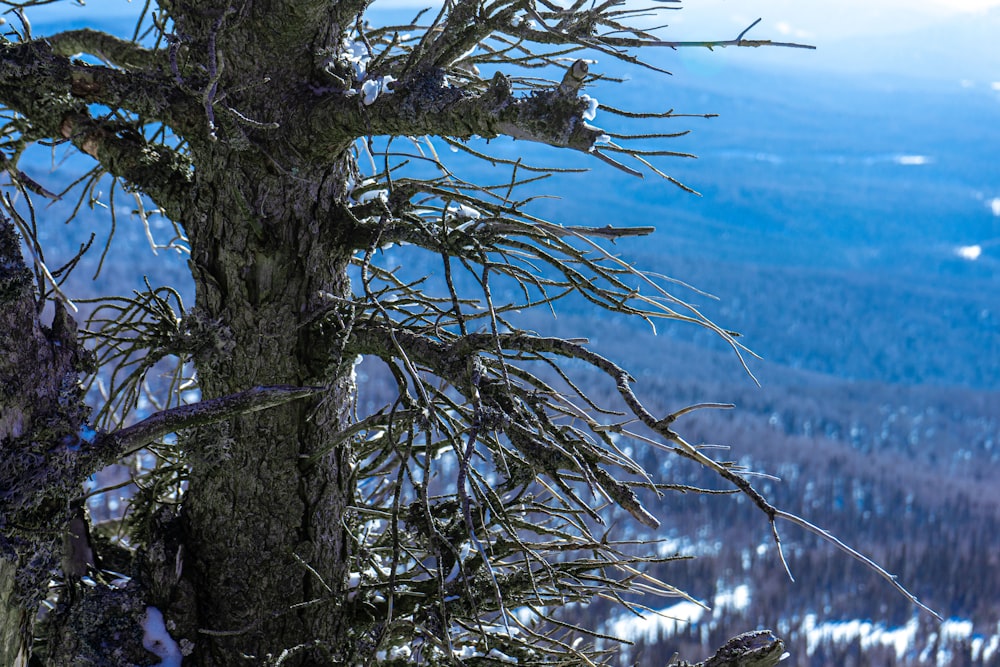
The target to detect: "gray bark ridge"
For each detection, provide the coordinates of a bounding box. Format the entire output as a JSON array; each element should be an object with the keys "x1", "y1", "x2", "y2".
[{"x1": 679, "y1": 631, "x2": 787, "y2": 667}]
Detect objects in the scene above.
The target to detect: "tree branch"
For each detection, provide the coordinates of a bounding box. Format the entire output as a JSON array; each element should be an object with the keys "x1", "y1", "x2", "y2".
[
  {"x1": 0, "y1": 40, "x2": 198, "y2": 208},
  {"x1": 346, "y1": 323, "x2": 941, "y2": 618},
  {"x1": 346, "y1": 324, "x2": 662, "y2": 527},
  {"x1": 57, "y1": 112, "x2": 193, "y2": 203},
  {"x1": 309, "y1": 69, "x2": 605, "y2": 156},
  {"x1": 1, "y1": 40, "x2": 200, "y2": 133},
  {"x1": 348, "y1": 201, "x2": 655, "y2": 252},
  {"x1": 678, "y1": 631, "x2": 787, "y2": 667},
  {"x1": 46, "y1": 29, "x2": 162, "y2": 69},
  {"x1": 98, "y1": 385, "x2": 325, "y2": 460}
]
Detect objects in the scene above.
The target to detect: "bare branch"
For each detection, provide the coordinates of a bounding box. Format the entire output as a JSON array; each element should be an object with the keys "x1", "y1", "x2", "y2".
[
  {"x1": 0, "y1": 40, "x2": 196, "y2": 208},
  {"x1": 46, "y1": 28, "x2": 162, "y2": 69},
  {"x1": 99, "y1": 385, "x2": 325, "y2": 459},
  {"x1": 310, "y1": 69, "x2": 606, "y2": 156},
  {"x1": 57, "y1": 112, "x2": 193, "y2": 207},
  {"x1": 772, "y1": 509, "x2": 943, "y2": 621}
]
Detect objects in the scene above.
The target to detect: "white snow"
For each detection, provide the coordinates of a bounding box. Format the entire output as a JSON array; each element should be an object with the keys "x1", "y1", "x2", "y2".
[
  {"x1": 486, "y1": 648, "x2": 518, "y2": 663},
  {"x1": 455, "y1": 44, "x2": 477, "y2": 62},
  {"x1": 341, "y1": 40, "x2": 370, "y2": 81},
  {"x1": 802, "y1": 614, "x2": 918, "y2": 660},
  {"x1": 989, "y1": 197, "x2": 1000, "y2": 216},
  {"x1": 604, "y1": 584, "x2": 748, "y2": 645},
  {"x1": 446, "y1": 202, "x2": 481, "y2": 221},
  {"x1": 714, "y1": 584, "x2": 751, "y2": 612},
  {"x1": 361, "y1": 75, "x2": 396, "y2": 105},
  {"x1": 142, "y1": 607, "x2": 182, "y2": 667},
  {"x1": 454, "y1": 645, "x2": 483, "y2": 659},
  {"x1": 355, "y1": 188, "x2": 388, "y2": 203},
  {"x1": 956, "y1": 244, "x2": 982, "y2": 260},
  {"x1": 361, "y1": 79, "x2": 380, "y2": 105},
  {"x1": 940, "y1": 618, "x2": 974, "y2": 640},
  {"x1": 971, "y1": 621, "x2": 1000, "y2": 663},
  {"x1": 893, "y1": 154, "x2": 931, "y2": 165},
  {"x1": 389, "y1": 645, "x2": 412, "y2": 660},
  {"x1": 605, "y1": 578, "x2": 1000, "y2": 664},
  {"x1": 580, "y1": 94, "x2": 599, "y2": 121},
  {"x1": 350, "y1": 354, "x2": 363, "y2": 383},
  {"x1": 339, "y1": 39, "x2": 395, "y2": 105},
  {"x1": 606, "y1": 600, "x2": 706, "y2": 645}
]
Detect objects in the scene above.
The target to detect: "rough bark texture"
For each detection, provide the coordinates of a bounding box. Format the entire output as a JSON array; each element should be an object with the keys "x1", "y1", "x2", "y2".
[
  {"x1": 0, "y1": 215, "x2": 114, "y2": 664},
  {"x1": 175, "y1": 151, "x2": 360, "y2": 662},
  {"x1": 689, "y1": 631, "x2": 787, "y2": 667}
]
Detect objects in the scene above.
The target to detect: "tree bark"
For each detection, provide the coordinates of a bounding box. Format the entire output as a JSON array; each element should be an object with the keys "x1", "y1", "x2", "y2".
[
  {"x1": 0, "y1": 215, "x2": 121, "y2": 664},
  {"x1": 687, "y1": 631, "x2": 787, "y2": 667},
  {"x1": 171, "y1": 148, "x2": 362, "y2": 662}
]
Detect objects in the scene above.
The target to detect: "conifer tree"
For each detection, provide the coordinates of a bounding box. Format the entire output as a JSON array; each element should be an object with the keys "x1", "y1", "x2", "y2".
[{"x1": 0, "y1": 1, "x2": 929, "y2": 665}]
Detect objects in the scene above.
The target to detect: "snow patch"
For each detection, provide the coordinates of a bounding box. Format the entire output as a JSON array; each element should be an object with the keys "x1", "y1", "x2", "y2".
[
  {"x1": 446, "y1": 202, "x2": 481, "y2": 221},
  {"x1": 350, "y1": 354, "x2": 364, "y2": 384},
  {"x1": 715, "y1": 584, "x2": 751, "y2": 612},
  {"x1": 956, "y1": 244, "x2": 982, "y2": 261},
  {"x1": 389, "y1": 645, "x2": 412, "y2": 660},
  {"x1": 454, "y1": 645, "x2": 483, "y2": 660},
  {"x1": 142, "y1": 607, "x2": 182, "y2": 667},
  {"x1": 341, "y1": 40, "x2": 370, "y2": 81},
  {"x1": 362, "y1": 76, "x2": 396, "y2": 105},
  {"x1": 355, "y1": 188, "x2": 388, "y2": 204},
  {"x1": 803, "y1": 614, "x2": 918, "y2": 661},
  {"x1": 486, "y1": 648, "x2": 518, "y2": 663},
  {"x1": 893, "y1": 154, "x2": 931, "y2": 166},
  {"x1": 580, "y1": 94, "x2": 599, "y2": 121},
  {"x1": 361, "y1": 79, "x2": 379, "y2": 105},
  {"x1": 606, "y1": 600, "x2": 706, "y2": 645}
]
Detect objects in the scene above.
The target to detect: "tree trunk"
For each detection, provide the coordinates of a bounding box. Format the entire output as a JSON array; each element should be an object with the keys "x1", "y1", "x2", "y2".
[
  {"x1": 172, "y1": 148, "x2": 361, "y2": 662},
  {"x1": 0, "y1": 216, "x2": 103, "y2": 664}
]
